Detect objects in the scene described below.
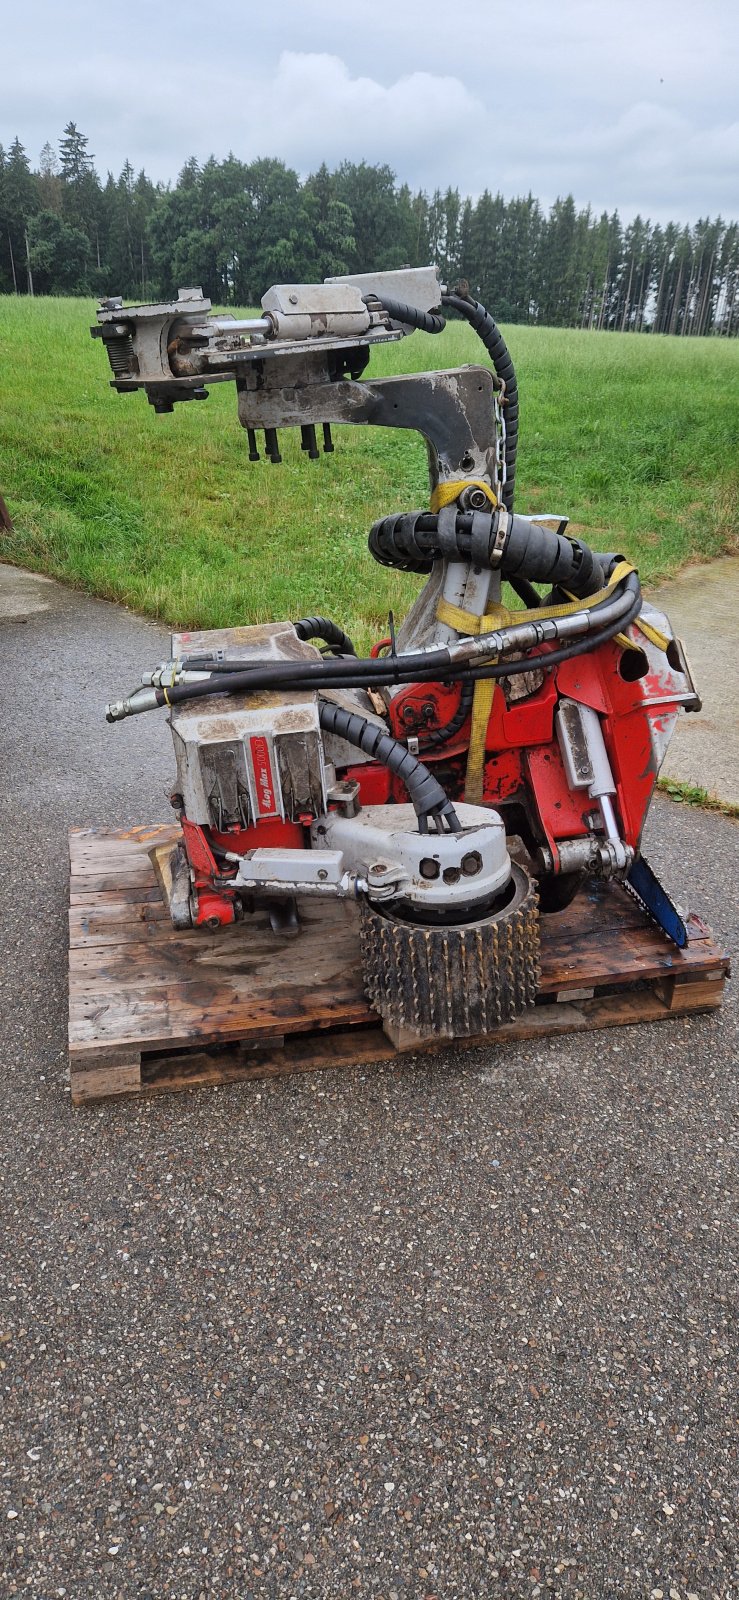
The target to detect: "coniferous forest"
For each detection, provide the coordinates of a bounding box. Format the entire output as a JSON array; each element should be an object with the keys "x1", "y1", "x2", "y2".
[{"x1": 2, "y1": 122, "x2": 738, "y2": 334}]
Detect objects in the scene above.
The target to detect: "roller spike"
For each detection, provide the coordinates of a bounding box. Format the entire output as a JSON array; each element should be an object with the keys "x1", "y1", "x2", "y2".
[{"x1": 359, "y1": 863, "x2": 539, "y2": 1039}]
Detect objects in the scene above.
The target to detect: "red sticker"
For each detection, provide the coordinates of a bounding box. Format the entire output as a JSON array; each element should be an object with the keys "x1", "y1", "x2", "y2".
[{"x1": 249, "y1": 735, "x2": 278, "y2": 816}]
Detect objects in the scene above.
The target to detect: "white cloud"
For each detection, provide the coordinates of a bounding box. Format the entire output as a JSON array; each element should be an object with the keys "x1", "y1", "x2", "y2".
[
  {"x1": 1, "y1": 48, "x2": 486, "y2": 192},
  {"x1": 2, "y1": 0, "x2": 738, "y2": 222},
  {"x1": 496, "y1": 102, "x2": 739, "y2": 221},
  {"x1": 230, "y1": 52, "x2": 486, "y2": 185}
]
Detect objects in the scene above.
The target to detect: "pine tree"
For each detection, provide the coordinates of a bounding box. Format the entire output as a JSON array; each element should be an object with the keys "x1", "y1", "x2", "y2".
[
  {"x1": 59, "y1": 122, "x2": 103, "y2": 269},
  {"x1": 466, "y1": 191, "x2": 506, "y2": 309},
  {"x1": 0, "y1": 138, "x2": 39, "y2": 293},
  {"x1": 25, "y1": 210, "x2": 91, "y2": 293},
  {"x1": 59, "y1": 122, "x2": 95, "y2": 182},
  {"x1": 393, "y1": 184, "x2": 429, "y2": 268},
  {"x1": 332, "y1": 162, "x2": 403, "y2": 272},
  {"x1": 38, "y1": 142, "x2": 62, "y2": 215},
  {"x1": 102, "y1": 159, "x2": 157, "y2": 297}
]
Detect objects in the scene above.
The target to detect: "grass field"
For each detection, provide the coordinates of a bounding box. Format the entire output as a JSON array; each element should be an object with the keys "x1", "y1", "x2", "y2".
[{"x1": 1, "y1": 295, "x2": 737, "y2": 650}]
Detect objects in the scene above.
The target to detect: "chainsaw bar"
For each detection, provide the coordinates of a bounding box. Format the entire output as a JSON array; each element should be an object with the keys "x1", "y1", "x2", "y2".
[{"x1": 623, "y1": 854, "x2": 689, "y2": 949}]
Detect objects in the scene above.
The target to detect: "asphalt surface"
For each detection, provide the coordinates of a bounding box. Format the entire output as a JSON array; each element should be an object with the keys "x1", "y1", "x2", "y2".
[{"x1": 1, "y1": 563, "x2": 737, "y2": 1600}]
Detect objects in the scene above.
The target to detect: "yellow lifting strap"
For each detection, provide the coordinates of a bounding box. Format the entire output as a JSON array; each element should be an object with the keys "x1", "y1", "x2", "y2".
[
  {"x1": 430, "y1": 478, "x2": 498, "y2": 513},
  {"x1": 436, "y1": 557, "x2": 638, "y2": 636},
  {"x1": 618, "y1": 614, "x2": 670, "y2": 652},
  {"x1": 464, "y1": 680, "x2": 497, "y2": 804}
]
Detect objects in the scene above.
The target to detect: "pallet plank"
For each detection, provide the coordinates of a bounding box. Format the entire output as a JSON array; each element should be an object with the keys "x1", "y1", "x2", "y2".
[
  {"x1": 70, "y1": 884, "x2": 164, "y2": 909},
  {"x1": 68, "y1": 826, "x2": 730, "y2": 1105},
  {"x1": 70, "y1": 1059, "x2": 142, "y2": 1105},
  {"x1": 70, "y1": 988, "x2": 375, "y2": 1056},
  {"x1": 71, "y1": 976, "x2": 727, "y2": 1105}
]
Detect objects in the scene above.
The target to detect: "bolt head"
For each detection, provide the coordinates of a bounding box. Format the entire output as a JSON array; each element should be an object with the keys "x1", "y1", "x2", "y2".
[{"x1": 462, "y1": 851, "x2": 483, "y2": 876}]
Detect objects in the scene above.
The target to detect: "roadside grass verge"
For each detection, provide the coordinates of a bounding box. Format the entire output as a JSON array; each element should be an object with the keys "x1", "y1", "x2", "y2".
[
  {"x1": 657, "y1": 777, "x2": 739, "y2": 819},
  {"x1": 1, "y1": 295, "x2": 737, "y2": 650}
]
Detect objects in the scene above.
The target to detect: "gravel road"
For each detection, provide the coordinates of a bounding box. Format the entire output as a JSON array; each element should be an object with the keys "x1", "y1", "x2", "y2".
[{"x1": 1, "y1": 565, "x2": 737, "y2": 1599}]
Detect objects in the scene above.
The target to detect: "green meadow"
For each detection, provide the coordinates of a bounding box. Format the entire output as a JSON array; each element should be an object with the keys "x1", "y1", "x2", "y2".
[{"x1": 1, "y1": 295, "x2": 737, "y2": 651}]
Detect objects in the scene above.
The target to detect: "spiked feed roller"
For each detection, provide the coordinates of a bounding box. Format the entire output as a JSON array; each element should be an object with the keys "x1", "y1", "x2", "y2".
[
  {"x1": 359, "y1": 863, "x2": 540, "y2": 1037},
  {"x1": 92, "y1": 266, "x2": 700, "y2": 1042}
]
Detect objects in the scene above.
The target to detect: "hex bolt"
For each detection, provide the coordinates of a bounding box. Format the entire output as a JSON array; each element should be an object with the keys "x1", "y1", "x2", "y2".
[
  {"x1": 419, "y1": 858, "x2": 441, "y2": 880},
  {"x1": 462, "y1": 851, "x2": 483, "y2": 876}
]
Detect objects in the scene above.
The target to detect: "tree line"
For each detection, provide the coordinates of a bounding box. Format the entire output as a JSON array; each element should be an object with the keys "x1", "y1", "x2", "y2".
[{"x1": 1, "y1": 122, "x2": 737, "y2": 335}]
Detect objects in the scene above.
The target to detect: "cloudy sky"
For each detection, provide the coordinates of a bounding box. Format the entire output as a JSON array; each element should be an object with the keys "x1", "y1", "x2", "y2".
[{"x1": 4, "y1": 0, "x2": 738, "y2": 222}]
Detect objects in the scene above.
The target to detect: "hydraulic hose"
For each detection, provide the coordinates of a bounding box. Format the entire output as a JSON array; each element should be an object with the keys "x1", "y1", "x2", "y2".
[
  {"x1": 294, "y1": 616, "x2": 357, "y2": 656},
  {"x1": 442, "y1": 291, "x2": 518, "y2": 511},
  {"x1": 317, "y1": 700, "x2": 460, "y2": 832},
  {"x1": 471, "y1": 582, "x2": 642, "y2": 677},
  {"x1": 166, "y1": 644, "x2": 454, "y2": 687},
  {"x1": 508, "y1": 574, "x2": 544, "y2": 610},
  {"x1": 201, "y1": 598, "x2": 641, "y2": 697},
  {"x1": 364, "y1": 294, "x2": 446, "y2": 336},
  {"x1": 305, "y1": 581, "x2": 641, "y2": 690},
  {"x1": 107, "y1": 574, "x2": 640, "y2": 720},
  {"x1": 369, "y1": 507, "x2": 608, "y2": 596}
]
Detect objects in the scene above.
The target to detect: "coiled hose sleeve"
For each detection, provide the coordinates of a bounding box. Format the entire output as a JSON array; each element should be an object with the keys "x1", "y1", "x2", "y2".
[
  {"x1": 317, "y1": 699, "x2": 460, "y2": 832},
  {"x1": 442, "y1": 291, "x2": 518, "y2": 512},
  {"x1": 364, "y1": 294, "x2": 446, "y2": 335},
  {"x1": 414, "y1": 682, "x2": 474, "y2": 749},
  {"x1": 294, "y1": 616, "x2": 357, "y2": 656},
  {"x1": 368, "y1": 507, "x2": 608, "y2": 596}
]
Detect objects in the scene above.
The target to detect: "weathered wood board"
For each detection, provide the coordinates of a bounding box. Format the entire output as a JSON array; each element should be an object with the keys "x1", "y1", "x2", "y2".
[{"x1": 68, "y1": 825, "x2": 730, "y2": 1106}]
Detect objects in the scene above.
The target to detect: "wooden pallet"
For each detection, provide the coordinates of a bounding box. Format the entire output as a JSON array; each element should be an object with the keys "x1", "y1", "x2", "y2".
[{"x1": 68, "y1": 824, "x2": 730, "y2": 1106}]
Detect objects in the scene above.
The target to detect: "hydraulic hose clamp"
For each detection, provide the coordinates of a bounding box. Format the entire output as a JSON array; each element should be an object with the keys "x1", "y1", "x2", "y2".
[{"x1": 489, "y1": 509, "x2": 510, "y2": 568}]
